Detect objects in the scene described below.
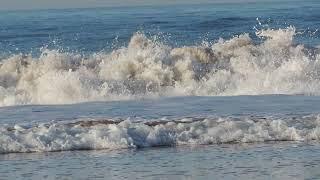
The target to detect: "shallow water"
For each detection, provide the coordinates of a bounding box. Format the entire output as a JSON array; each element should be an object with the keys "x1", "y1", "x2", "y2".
[{"x1": 1, "y1": 143, "x2": 320, "y2": 179}]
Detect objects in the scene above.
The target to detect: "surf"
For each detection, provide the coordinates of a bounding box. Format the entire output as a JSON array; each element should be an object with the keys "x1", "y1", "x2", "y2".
[
  {"x1": 1, "y1": 26, "x2": 320, "y2": 106},
  {"x1": 2, "y1": 114, "x2": 320, "y2": 154}
]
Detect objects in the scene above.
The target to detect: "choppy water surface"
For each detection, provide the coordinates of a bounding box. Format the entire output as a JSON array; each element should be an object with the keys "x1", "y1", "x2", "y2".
[{"x1": 1, "y1": 0, "x2": 320, "y2": 179}]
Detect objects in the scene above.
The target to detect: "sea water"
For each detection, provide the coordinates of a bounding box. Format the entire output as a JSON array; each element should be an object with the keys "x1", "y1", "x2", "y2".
[{"x1": 1, "y1": 0, "x2": 320, "y2": 179}]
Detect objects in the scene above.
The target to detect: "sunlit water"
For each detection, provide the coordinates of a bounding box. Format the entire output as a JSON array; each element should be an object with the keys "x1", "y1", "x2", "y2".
[{"x1": 1, "y1": 0, "x2": 320, "y2": 179}]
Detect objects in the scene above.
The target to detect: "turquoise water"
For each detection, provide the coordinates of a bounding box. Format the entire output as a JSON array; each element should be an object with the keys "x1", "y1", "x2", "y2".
[{"x1": 1, "y1": 0, "x2": 320, "y2": 179}]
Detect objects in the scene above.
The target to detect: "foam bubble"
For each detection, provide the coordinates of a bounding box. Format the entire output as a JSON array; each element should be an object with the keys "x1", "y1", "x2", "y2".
[
  {"x1": 1, "y1": 27, "x2": 320, "y2": 106},
  {"x1": 1, "y1": 115, "x2": 320, "y2": 154}
]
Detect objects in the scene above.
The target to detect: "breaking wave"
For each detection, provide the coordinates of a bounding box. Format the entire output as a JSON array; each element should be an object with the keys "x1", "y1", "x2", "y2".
[
  {"x1": 2, "y1": 115, "x2": 320, "y2": 154},
  {"x1": 1, "y1": 26, "x2": 320, "y2": 106}
]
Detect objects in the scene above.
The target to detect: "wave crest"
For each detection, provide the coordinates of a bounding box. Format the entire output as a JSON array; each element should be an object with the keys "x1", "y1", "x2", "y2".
[
  {"x1": 1, "y1": 115, "x2": 320, "y2": 154},
  {"x1": 1, "y1": 27, "x2": 320, "y2": 106}
]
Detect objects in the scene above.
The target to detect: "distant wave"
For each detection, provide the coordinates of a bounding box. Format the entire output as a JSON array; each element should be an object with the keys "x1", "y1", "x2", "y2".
[
  {"x1": 1, "y1": 115, "x2": 320, "y2": 154},
  {"x1": 1, "y1": 26, "x2": 320, "y2": 106}
]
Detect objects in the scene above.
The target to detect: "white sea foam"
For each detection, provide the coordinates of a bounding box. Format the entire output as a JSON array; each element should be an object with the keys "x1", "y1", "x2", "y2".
[
  {"x1": 1, "y1": 115, "x2": 320, "y2": 154},
  {"x1": 1, "y1": 27, "x2": 320, "y2": 106}
]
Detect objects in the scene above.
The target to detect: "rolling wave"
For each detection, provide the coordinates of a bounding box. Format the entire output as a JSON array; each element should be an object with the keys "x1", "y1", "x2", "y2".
[
  {"x1": 1, "y1": 26, "x2": 320, "y2": 106},
  {"x1": 1, "y1": 115, "x2": 320, "y2": 154}
]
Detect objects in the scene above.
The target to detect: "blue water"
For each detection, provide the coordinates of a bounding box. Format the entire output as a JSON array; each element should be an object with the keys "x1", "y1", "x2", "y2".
[
  {"x1": 0, "y1": 0, "x2": 319, "y2": 56},
  {"x1": 1, "y1": 0, "x2": 320, "y2": 179}
]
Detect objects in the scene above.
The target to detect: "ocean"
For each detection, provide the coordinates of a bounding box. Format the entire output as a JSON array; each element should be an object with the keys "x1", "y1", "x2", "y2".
[{"x1": 1, "y1": 0, "x2": 320, "y2": 179}]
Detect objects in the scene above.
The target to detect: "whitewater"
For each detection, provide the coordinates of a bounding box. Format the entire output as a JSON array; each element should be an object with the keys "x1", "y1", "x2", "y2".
[
  {"x1": 2, "y1": 26, "x2": 320, "y2": 154},
  {"x1": 2, "y1": 114, "x2": 320, "y2": 154},
  {"x1": 1, "y1": 1, "x2": 320, "y2": 179},
  {"x1": 1, "y1": 27, "x2": 320, "y2": 107}
]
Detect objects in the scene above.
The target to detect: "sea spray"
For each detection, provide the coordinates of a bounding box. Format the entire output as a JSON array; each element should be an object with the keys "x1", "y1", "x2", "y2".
[{"x1": 1, "y1": 27, "x2": 320, "y2": 106}]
